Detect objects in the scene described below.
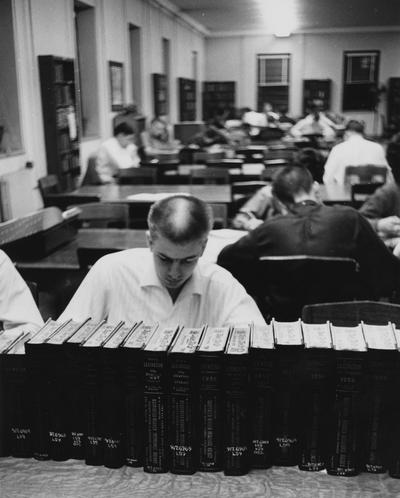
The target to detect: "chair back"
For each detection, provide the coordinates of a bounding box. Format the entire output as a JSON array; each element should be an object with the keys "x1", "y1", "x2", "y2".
[
  {"x1": 117, "y1": 167, "x2": 157, "y2": 185},
  {"x1": 344, "y1": 165, "x2": 388, "y2": 185},
  {"x1": 38, "y1": 175, "x2": 61, "y2": 198},
  {"x1": 302, "y1": 300, "x2": 400, "y2": 328},
  {"x1": 77, "y1": 247, "x2": 122, "y2": 272},
  {"x1": 254, "y1": 255, "x2": 368, "y2": 321},
  {"x1": 351, "y1": 182, "x2": 384, "y2": 208},
  {"x1": 264, "y1": 149, "x2": 295, "y2": 162},
  {"x1": 209, "y1": 203, "x2": 228, "y2": 228},
  {"x1": 81, "y1": 155, "x2": 103, "y2": 185},
  {"x1": 72, "y1": 202, "x2": 129, "y2": 228},
  {"x1": 193, "y1": 151, "x2": 225, "y2": 164},
  {"x1": 189, "y1": 167, "x2": 230, "y2": 185},
  {"x1": 206, "y1": 159, "x2": 244, "y2": 169}
]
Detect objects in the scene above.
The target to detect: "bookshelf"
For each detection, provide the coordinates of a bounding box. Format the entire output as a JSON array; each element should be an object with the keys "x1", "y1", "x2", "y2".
[
  {"x1": 303, "y1": 79, "x2": 331, "y2": 114},
  {"x1": 387, "y1": 78, "x2": 400, "y2": 135},
  {"x1": 178, "y1": 77, "x2": 197, "y2": 122},
  {"x1": 152, "y1": 73, "x2": 168, "y2": 117},
  {"x1": 38, "y1": 55, "x2": 81, "y2": 192},
  {"x1": 202, "y1": 81, "x2": 235, "y2": 121}
]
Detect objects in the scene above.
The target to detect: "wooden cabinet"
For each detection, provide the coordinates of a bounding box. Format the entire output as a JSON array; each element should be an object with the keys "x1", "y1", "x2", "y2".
[
  {"x1": 38, "y1": 55, "x2": 80, "y2": 191},
  {"x1": 178, "y1": 78, "x2": 197, "y2": 121},
  {"x1": 303, "y1": 79, "x2": 331, "y2": 114},
  {"x1": 387, "y1": 77, "x2": 400, "y2": 135},
  {"x1": 202, "y1": 81, "x2": 235, "y2": 121}
]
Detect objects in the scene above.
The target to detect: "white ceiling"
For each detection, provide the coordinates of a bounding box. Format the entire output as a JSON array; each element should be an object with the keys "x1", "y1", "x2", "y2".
[{"x1": 167, "y1": 0, "x2": 400, "y2": 34}]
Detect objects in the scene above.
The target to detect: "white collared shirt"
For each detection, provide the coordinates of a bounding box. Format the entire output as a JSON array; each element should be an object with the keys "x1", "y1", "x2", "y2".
[{"x1": 58, "y1": 248, "x2": 266, "y2": 327}]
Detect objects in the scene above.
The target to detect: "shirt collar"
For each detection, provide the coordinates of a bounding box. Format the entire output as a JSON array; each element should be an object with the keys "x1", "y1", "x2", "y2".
[{"x1": 139, "y1": 255, "x2": 204, "y2": 296}]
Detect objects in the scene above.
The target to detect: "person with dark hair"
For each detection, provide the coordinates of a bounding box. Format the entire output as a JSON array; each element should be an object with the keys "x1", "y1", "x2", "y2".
[
  {"x1": 231, "y1": 148, "x2": 324, "y2": 230},
  {"x1": 323, "y1": 119, "x2": 389, "y2": 185},
  {"x1": 359, "y1": 141, "x2": 400, "y2": 245},
  {"x1": 141, "y1": 117, "x2": 180, "y2": 157},
  {"x1": 290, "y1": 100, "x2": 337, "y2": 141},
  {"x1": 59, "y1": 195, "x2": 265, "y2": 327},
  {"x1": 218, "y1": 165, "x2": 400, "y2": 298},
  {"x1": 95, "y1": 122, "x2": 140, "y2": 183}
]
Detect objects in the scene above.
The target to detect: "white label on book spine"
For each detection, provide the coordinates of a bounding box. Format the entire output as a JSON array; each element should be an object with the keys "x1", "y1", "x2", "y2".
[
  {"x1": 145, "y1": 326, "x2": 178, "y2": 352},
  {"x1": 250, "y1": 324, "x2": 274, "y2": 349},
  {"x1": 302, "y1": 323, "x2": 332, "y2": 349},
  {"x1": 198, "y1": 327, "x2": 230, "y2": 352},
  {"x1": 67, "y1": 321, "x2": 100, "y2": 344},
  {"x1": 0, "y1": 335, "x2": 16, "y2": 354},
  {"x1": 124, "y1": 324, "x2": 158, "y2": 349},
  {"x1": 28, "y1": 320, "x2": 61, "y2": 344},
  {"x1": 104, "y1": 325, "x2": 131, "y2": 349},
  {"x1": 83, "y1": 324, "x2": 117, "y2": 348},
  {"x1": 7, "y1": 335, "x2": 30, "y2": 355},
  {"x1": 331, "y1": 325, "x2": 367, "y2": 352},
  {"x1": 362, "y1": 323, "x2": 397, "y2": 350},
  {"x1": 273, "y1": 320, "x2": 303, "y2": 346},
  {"x1": 171, "y1": 327, "x2": 203, "y2": 354},
  {"x1": 227, "y1": 326, "x2": 250, "y2": 354},
  {"x1": 47, "y1": 321, "x2": 81, "y2": 345}
]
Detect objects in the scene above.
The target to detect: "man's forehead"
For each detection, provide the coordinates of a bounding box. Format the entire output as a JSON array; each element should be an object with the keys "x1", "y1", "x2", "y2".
[{"x1": 152, "y1": 234, "x2": 206, "y2": 258}]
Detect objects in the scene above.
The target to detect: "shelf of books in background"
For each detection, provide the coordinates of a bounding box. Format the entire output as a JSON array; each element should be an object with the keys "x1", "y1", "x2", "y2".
[{"x1": 2, "y1": 318, "x2": 400, "y2": 479}]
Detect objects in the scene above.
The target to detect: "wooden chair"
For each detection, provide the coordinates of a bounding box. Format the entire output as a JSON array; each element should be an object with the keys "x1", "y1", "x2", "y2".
[
  {"x1": 71, "y1": 202, "x2": 129, "y2": 228},
  {"x1": 77, "y1": 247, "x2": 122, "y2": 272},
  {"x1": 264, "y1": 149, "x2": 295, "y2": 162},
  {"x1": 117, "y1": 167, "x2": 157, "y2": 185},
  {"x1": 344, "y1": 165, "x2": 388, "y2": 185},
  {"x1": 189, "y1": 167, "x2": 230, "y2": 185},
  {"x1": 302, "y1": 300, "x2": 400, "y2": 328},
  {"x1": 81, "y1": 155, "x2": 103, "y2": 186},
  {"x1": 246, "y1": 255, "x2": 370, "y2": 322},
  {"x1": 206, "y1": 159, "x2": 244, "y2": 169},
  {"x1": 38, "y1": 175, "x2": 62, "y2": 206},
  {"x1": 192, "y1": 151, "x2": 225, "y2": 164},
  {"x1": 351, "y1": 182, "x2": 384, "y2": 208},
  {"x1": 209, "y1": 203, "x2": 228, "y2": 228}
]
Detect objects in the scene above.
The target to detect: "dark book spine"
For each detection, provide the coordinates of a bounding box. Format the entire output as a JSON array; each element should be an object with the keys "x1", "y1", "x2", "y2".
[
  {"x1": 388, "y1": 355, "x2": 400, "y2": 478},
  {"x1": 65, "y1": 344, "x2": 86, "y2": 459},
  {"x1": 25, "y1": 343, "x2": 51, "y2": 460},
  {"x1": 143, "y1": 351, "x2": 169, "y2": 473},
  {"x1": 84, "y1": 348, "x2": 103, "y2": 466},
  {"x1": 272, "y1": 349, "x2": 301, "y2": 466},
  {"x1": 363, "y1": 352, "x2": 396, "y2": 473},
  {"x1": 102, "y1": 348, "x2": 124, "y2": 469},
  {"x1": 0, "y1": 354, "x2": 7, "y2": 457},
  {"x1": 326, "y1": 354, "x2": 364, "y2": 476},
  {"x1": 169, "y1": 354, "x2": 196, "y2": 474},
  {"x1": 250, "y1": 349, "x2": 274, "y2": 469},
  {"x1": 223, "y1": 354, "x2": 249, "y2": 476},
  {"x1": 298, "y1": 350, "x2": 334, "y2": 471},
  {"x1": 48, "y1": 345, "x2": 70, "y2": 461},
  {"x1": 3, "y1": 354, "x2": 32, "y2": 458},
  {"x1": 197, "y1": 353, "x2": 223, "y2": 472},
  {"x1": 123, "y1": 349, "x2": 143, "y2": 467}
]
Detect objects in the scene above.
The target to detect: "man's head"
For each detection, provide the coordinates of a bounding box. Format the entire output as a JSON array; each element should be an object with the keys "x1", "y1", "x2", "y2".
[
  {"x1": 150, "y1": 118, "x2": 168, "y2": 139},
  {"x1": 387, "y1": 141, "x2": 400, "y2": 185},
  {"x1": 113, "y1": 122, "x2": 135, "y2": 148},
  {"x1": 272, "y1": 166, "x2": 317, "y2": 206},
  {"x1": 147, "y1": 195, "x2": 213, "y2": 293},
  {"x1": 344, "y1": 120, "x2": 364, "y2": 139},
  {"x1": 294, "y1": 147, "x2": 324, "y2": 184}
]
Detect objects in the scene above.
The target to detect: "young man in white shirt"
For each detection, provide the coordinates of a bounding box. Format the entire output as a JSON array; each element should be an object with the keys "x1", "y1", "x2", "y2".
[{"x1": 59, "y1": 195, "x2": 266, "y2": 327}]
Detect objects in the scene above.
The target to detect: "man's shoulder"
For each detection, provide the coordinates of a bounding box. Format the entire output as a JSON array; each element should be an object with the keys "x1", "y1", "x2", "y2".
[
  {"x1": 198, "y1": 259, "x2": 239, "y2": 286},
  {"x1": 94, "y1": 248, "x2": 150, "y2": 271}
]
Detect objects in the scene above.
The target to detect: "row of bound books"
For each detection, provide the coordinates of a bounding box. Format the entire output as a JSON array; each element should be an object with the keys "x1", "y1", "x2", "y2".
[{"x1": 1, "y1": 318, "x2": 400, "y2": 478}]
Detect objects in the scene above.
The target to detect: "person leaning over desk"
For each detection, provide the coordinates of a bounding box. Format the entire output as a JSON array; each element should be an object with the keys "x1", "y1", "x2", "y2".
[
  {"x1": 0, "y1": 249, "x2": 43, "y2": 339},
  {"x1": 58, "y1": 195, "x2": 266, "y2": 328}
]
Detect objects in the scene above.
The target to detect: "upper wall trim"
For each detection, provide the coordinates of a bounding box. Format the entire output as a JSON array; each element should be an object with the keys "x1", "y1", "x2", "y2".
[
  {"x1": 152, "y1": 0, "x2": 209, "y2": 36},
  {"x1": 207, "y1": 25, "x2": 400, "y2": 38}
]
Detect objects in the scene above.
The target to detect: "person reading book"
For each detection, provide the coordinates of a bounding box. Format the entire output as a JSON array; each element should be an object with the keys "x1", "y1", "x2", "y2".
[
  {"x1": 59, "y1": 195, "x2": 265, "y2": 327},
  {"x1": 0, "y1": 249, "x2": 43, "y2": 338}
]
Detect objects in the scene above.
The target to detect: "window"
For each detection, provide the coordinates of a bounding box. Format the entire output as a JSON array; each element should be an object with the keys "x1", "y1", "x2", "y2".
[
  {"x1": 257, "y1": 54, "x2": 290, "y2": 112},
  {"x1": 74, "y1": 2, "x2": 99, "y2": 137},
  {"x1": 0, "y1": 0, "x2": 22, "y2": 154},
  {"x1": 342, "y1": 51, "x2": 380, "y2": 111}
]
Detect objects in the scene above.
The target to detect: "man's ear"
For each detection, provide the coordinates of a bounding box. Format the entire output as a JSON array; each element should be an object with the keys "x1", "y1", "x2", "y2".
[
  {"x1": 199, "y1": 237, "x2": 208, "y2": 256},
  {"x1": 146, "y1": 231, "x2": 153, "y2": 250}
]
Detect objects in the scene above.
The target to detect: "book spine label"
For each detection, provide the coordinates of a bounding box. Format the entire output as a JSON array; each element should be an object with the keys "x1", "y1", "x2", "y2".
[
  {"x1": 169, "y1": 354, "x2": 196, "y2": 474},
  {"x1": 143, "y1": 352, "x2": 168, "y2": 473},
  {"x1": 84, "y1": 348, "x2": 103, "y2": 466}
]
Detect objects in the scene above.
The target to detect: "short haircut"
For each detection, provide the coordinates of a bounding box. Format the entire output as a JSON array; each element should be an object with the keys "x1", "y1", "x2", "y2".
[
  {"x1": 272, "y1": 166, "x2": 313, "y2": 205},
  {"x1": 345, "y1": 120, "x2": 364, "y2": 134},
  {"x1": 294, "y1": 147, "x2": 324, "y2": 183},
  {"x1": 113, "y1": 122, "x2": 134, "y2": 137},
  {"x1": 147, "y1": 195, "x2": 213, "y2": 243},
  {"x1": 387, "y1": 141, "x2": 400, "y2": 184}
]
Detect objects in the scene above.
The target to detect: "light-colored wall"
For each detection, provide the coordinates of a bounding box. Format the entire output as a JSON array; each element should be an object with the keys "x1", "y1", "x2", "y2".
[
  {"x1": 0, "y1": 0, "x2": 205, "y2": 212},
  {"x1": 205, "y1": 30, "x2": 400, "y2": 134}
]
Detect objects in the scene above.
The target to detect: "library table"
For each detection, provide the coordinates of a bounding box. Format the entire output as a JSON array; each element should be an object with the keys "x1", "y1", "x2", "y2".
[{"x1": 1, "y1": 457, "x2": 399, "y2": 498}]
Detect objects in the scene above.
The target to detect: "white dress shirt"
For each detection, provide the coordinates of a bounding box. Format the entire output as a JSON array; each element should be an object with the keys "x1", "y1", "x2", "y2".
[
  {"x1": 96, "y1": 137, "x2": 140, "y2": 183},
  {"x1": 0, "y1": 250, "x2": 43, "y2": 339},
  {"x1": 323, "y1": 134, "x2": 389, "y2": 185},
  {"x1": 290, "y1": 113, "x2": 336, "y2": 140},
  {"x1": 58, "y1": 248, "x2": 266, "y2": 328}
]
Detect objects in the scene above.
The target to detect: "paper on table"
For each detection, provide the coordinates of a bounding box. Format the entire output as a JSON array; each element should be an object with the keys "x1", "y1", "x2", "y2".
[{"x1": 125, "y1": 192, "x2": 190, "y2": 201}]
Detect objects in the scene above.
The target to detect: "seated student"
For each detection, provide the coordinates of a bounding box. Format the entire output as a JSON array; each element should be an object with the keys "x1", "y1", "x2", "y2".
[
  {"x1": 359, "y1": 141, "x2": 400, "y2": 245},
  {"x1": 323, "y1": 119, "x2": 389, "y2": 185},
  {"x1": 290, "y1": 100, "x2": 337, "y2": 141},
  {"x1": 218, "y1": 166, "x2": 400, "y2": 298},
  {"x1": 141, "y1": 117, "x2": 181, "y2": 158},
  {"x1": 96, "y1": 122, "x2": 140, "y2": 184},
  {"x1": 0, "y1": 250, "x2": 43, "y2": 338},
  {"x1": 231, "y1": 148, "x2": 324, "y2": 230},
  {"x1": 58, "y1": 195, "x2": 265, "y2": 327}
]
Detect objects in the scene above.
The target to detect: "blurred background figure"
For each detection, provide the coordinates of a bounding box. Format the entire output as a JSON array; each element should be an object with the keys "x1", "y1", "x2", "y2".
[{"x1": 141, "y1": 116, "x2": 181, "y2": 158}]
